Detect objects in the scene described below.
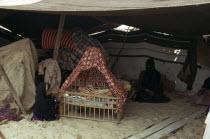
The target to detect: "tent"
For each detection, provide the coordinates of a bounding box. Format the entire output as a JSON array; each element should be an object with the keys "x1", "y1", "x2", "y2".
[
  {"x1": 0, "y1": 1, "x2": 210, "y2": 92},
  {"x1": 0, "y1": 0, "x2": 209, "y2": 16}
]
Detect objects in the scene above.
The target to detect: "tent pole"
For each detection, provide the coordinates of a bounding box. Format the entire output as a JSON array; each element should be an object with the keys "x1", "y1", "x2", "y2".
[
  {"x1": 0, "y1": 131, "x2": 6, "y2": 139},
  {"x1": 53, "y1": 14, "x2": 66, "y2": 60},
  {"x1": 0, "y1": 64, "x2": 26, "y2": 114}
]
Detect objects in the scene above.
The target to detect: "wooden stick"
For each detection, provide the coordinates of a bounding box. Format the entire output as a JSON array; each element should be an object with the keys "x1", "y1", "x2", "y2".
[
  {"x1": 0, "y1": 64, "x2": 26, "y2": 114},
  {"x1": 13, "y1": 102, "x2": 20, "y2": 115},
  {"x1": 112, "y1": 99, "x2": 114, "y2": 121},
  {"x1": 61, "y1": 90, "x2": 118, "y2": 100},
  {"x1": 0, "y1": 131, "x2": 6, "y2": 139},
  {"x1": 0, "y1": 119, "x2": 9, "y2": 125},
  {"x1": 68, "y1": 97, "x2": 69, "y2": 116},
  {"x1": 79, "y1": 92, "x2": 81, "y2": 118},
  {"x1": 103, "y1": 108, "x2": 105, "y2": 120},
  {"x1": 108, "y1": 99, "x2": 110, "y2": 120},
  {"x1": 71, "y1": 98, "x2": 73, "y2": 116},
  {"x1": 53, "y1": 14, "x2": 66, "y2": 60},
  {"x1": 84, "y1": 95, "x2": 86, "y2": 118},
  {"x1": 61, "y1": 101, "x2": 117, "y2": 110},
  {"x1": 64, "y1": 97, "x2": 66, "y2": 116},
  {"x1": 94, "y1": 97, "x2": 96, "y2": 119}
]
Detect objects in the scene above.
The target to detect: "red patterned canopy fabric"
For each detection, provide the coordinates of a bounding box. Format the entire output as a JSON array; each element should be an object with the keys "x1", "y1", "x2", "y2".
[{"x1": 61, "y1": 46, "x2": 127, "y2": 111}]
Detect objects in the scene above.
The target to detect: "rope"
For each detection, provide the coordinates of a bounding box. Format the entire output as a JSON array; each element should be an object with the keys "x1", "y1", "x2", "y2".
[{"x1": 111, "y1": 26, "x2": 130, "y2": 70}]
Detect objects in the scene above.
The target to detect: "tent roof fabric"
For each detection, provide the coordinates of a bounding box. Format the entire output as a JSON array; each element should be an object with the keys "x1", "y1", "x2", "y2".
[
  {"x1": 92, "y1": 30, "x2": 191, "y2": 49},
  {"x1": 0, "y1": 0, "x2": 209, "y2": 15},
  {"x1": 0, "y1": 1, "x2": 210, "y2": 42}
]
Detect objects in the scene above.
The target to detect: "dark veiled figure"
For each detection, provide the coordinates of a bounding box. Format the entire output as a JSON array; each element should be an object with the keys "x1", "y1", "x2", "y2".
[
  {"x1": 135, "y1": 59, "x2": 170, "y2": 103},
  {"x1": 31, "y1": 82, "x2": 59, "y2": 121}
]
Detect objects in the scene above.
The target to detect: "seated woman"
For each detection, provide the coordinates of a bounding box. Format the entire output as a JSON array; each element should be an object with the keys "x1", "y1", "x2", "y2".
[
  {"x1": 31, "y1": 82, "x2": 59, "y2": 121},
  {"x1": 188, "y1": 77, "x2": 210, "y2": 106},
  {"x1": 135, "y1": 58, "x2": 170, "y2": 103}
]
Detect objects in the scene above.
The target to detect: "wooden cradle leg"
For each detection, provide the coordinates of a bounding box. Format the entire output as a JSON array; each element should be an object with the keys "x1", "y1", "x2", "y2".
[
  {"x1": 59, "y1": 103, "x2": 64, "y2": 116},
  {"x1": 117, "y1": 110, "x2": 123, "y2": 124}
]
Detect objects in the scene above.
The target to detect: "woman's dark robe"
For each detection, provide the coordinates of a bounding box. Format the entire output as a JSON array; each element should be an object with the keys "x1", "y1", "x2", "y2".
[
  {"x1": 140, "y1": 69, "x2": 163, "y2": 96},
  {"x1": 33, "y1": 82, "x2": 57, "y2": 121}
]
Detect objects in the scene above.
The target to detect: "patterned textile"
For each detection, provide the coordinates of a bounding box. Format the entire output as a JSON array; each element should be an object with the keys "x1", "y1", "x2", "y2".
[
  {"x1": 72, "y1": 29, "x2": 109, "y2": 62},
  {"x1": 58, "y1": 47, "x2": 81, "y2": 70},
  {"x1": 0, "y1": 104, "x2": 23, "y2": 121},
  {"x1": 41, "y1": 29, "x2": 79, "y2": 54},
  {"x1": 61, "y1": 47, "x2": 127, "y2": 111},
  {"x1": 38, "y1": 59, "x2": 61, "y2": 94},
  {"x1": 78, "y1": 68, "x2": 107, "y2": 82},
  {"x1": 58, "y1": 48, "x2": 74, "y2": 70}
]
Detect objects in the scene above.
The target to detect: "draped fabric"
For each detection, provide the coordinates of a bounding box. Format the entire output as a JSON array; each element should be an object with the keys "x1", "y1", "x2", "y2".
[
  {"x1": 38, "y1": 58, "x2": 61, "y2": 95},
  {"x1": 177, "y1": 40, "x2": 197, "y2": 90},
  {"x1": 61, "y1": 47, "x2": 127, "y2": 111}
]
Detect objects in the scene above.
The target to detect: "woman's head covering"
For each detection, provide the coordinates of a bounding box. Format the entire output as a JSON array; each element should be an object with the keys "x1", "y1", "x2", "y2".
[
  {"x1": 202, "y1": 77, "x2": 210, "y2": 89},
  {"x1": 146, "y1": 58, "x2": 155, "y2": 70}
]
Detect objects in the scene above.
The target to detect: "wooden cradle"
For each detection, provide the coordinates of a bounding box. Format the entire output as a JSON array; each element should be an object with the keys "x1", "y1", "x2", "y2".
[
  {"x1": 59, "y1": 79, "x2": 123, "y2": 122},
  {"x1": 59, "y1": 47, "x2": 126, "y2": 122}
]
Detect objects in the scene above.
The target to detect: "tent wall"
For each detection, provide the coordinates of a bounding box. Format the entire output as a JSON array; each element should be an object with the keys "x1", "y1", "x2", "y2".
[
  {"x1": 103, "y1": 42, "x2": 210, "y2": 93},
  {"x1": 0, "y1": 37, "x2": 11, "y2": 47}
]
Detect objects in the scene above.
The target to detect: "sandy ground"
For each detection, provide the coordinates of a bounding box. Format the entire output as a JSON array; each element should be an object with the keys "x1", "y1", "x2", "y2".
[{"x1": 0, "y1": 92, "x2": 207, "y2": 139}]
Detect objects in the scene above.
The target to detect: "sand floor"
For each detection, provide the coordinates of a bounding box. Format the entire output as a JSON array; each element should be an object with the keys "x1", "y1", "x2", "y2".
[{"x1": 0, "y1": 92, "x2": 207, "y2": 139}]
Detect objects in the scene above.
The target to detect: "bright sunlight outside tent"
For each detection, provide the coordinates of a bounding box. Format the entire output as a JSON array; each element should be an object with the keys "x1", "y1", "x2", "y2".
[{"x1": 0, "y1": 0, "x2": 42, "y2": 6}]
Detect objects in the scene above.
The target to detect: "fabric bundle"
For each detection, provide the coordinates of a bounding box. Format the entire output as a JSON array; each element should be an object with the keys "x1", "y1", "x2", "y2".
[
  {"x1": 38, "y1": 59, "x2": 61, "y2": 95},
  {"x1": 0, "y1": 104, "x2": 23, "y2": 121}
]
